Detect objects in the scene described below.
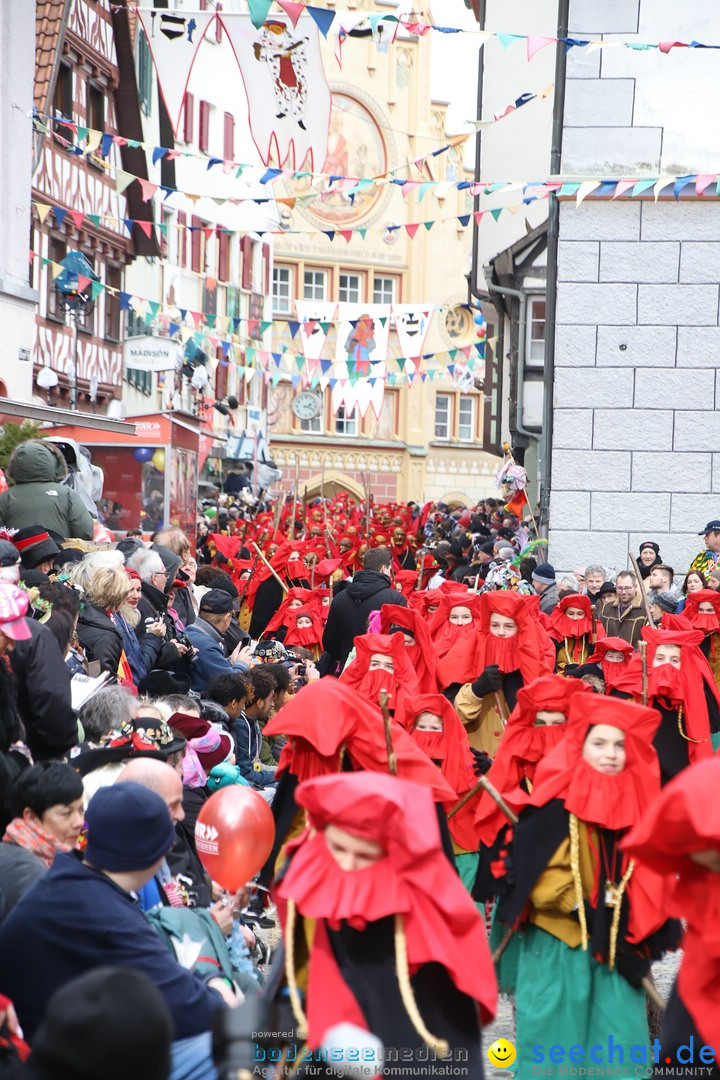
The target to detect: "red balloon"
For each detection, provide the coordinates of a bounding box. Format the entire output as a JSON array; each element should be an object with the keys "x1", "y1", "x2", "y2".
[{"x1": 195, "y1": 786, "x2": 275, "y2": 892}]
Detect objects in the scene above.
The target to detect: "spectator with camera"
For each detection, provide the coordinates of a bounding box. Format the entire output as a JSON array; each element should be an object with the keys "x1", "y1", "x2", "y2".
[
  {"x1": 128, "y1": 548, "x2": 194, "y2": 674},
  {"x1": 184, "y1": 591, "x2": 253, "y2": 693}
]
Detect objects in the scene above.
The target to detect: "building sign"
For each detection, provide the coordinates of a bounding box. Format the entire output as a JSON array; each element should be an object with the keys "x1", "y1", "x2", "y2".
[{"x1": 124, "y1": 336, "x2": 180, "y2": 373}]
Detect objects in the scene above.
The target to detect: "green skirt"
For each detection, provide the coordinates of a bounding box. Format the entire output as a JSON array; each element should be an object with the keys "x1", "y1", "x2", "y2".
[
  {"x1": 489, "y1": 903, "x2": 520, "y2": 998},
  {"x1": 514, "y1": 925, "x2": 651, "y2": 1078}
]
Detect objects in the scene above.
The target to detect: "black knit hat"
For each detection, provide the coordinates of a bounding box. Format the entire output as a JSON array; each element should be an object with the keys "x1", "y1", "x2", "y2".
[
  {"x1": 13, "y1": 526, "x2": 61, "y2": 569},
  {"x1": 27, "y1": 967, "x2": 172, "y2": 1080},
  {"x1": 638, "y1": 541, "x2": 660, "y2": 557},
  {"x1": 84, "y1": 782, "x2": 176, "y2": 871}
]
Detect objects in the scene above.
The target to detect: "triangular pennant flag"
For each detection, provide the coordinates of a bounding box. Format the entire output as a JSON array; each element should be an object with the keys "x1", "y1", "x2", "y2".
[
  {"x1": 76, "y1": 275, "x2": 91, "y2": 295},
  {"x1": 497, "y1": 33, "x2": 523, "y2": 49},
  {"x1": 91, "y1": 280, "x2": 104, "y2": 301},
  {"x1": 35, "y1": 204, "x2": 52, "y2": 225},
  {"x1": 631, "y1": 179, "x2": 655, "y2": 197},
  {"x1": 696, "y1": 173, "x2": 716, "y2": 195},
  {"x1": 306, "y1": 6, "x2": 335, "y2": 37},
  {"x1": 135, "y1": 10, "x2": 218, "y2": 135},
  {"x1": 490, "y1": 207, "x2": 503, "y2": 221},
  {"x1": 136, "y1": 221, "x2": 154, "y2": 239},
  {"x1": 576, "y1": 180, "x2": 600, "y2": 205},
  {"x1": 527, "y1": 35, "x2": 556, "y2": 60},
  {"x1": 53, "y1": 207, "x2": 68, "y2": 228},
  {"x1": 405, "y1": 223, "x2": 420, "y2": 239},
  {"x1": 138, "y1": 178, "x2": 158, "y2": 202},
  {"x1": 114, "y1": 169, "x2": 135, "y2": 195},
  {"x1": 69, "y1": 210, "x2": 85, "y2": 229},
  {"x1": 277, "y1": 0, "x2": 305, "y2": 27},
  {"x1": 613, "y1": 179, "x2": 637, "y2": 199}
]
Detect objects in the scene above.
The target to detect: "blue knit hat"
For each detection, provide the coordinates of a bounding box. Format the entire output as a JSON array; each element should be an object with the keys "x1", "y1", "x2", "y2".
[
  {"x1": 532, "y1": 561, "x2": 556, "y2": 585},
  {"x1": 84, "y1": 782, "x2": 176, "y2": 872}
]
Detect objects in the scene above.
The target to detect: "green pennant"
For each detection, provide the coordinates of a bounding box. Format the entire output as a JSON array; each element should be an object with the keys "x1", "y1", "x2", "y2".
[
  {"x1": 490, "y1": 208, "x2": 503, "y2": 221},
  {"x1": 378, "y1": 316, "x2": 387, "y2": 327},
  {"x1": 396, "y1": 358, "x2": 406, "y2": 371},
  {"x1": 248, "y1": 0, "x2": 273, "y2": 28},
  {"x1": 449, "y1": 349, "x2": 458, "y2": 360},
  {"x1": 87, "y1": 214, "x2": 101, "y2": 229},
  {"x1": 296, "y1": 356, "x2": 305, "y2": 372},
  {"x1": 320, "y1": 321, "x2": 332, "y2": 334},
  {"x1": 272, "y1": 370, "x2": 282, "y2": 386},
  {"x1": 76, "y1": 126, "x2": 89, "y2": 143},
  {"x1": 357, "y1": 229, "x2": 367, "y2": 239},
  {"x1": 91, "y1": 280, "x2": 104, "y2": 300},
  {"x1": 148, "y1": 301, "x2": 160, "y2": 319},
  {"x1": 260, "y1": 321, "x2": 272, "y2": 334},
  {"x1": 423, "y1": 220, "x2": 434, "y2": 231}
]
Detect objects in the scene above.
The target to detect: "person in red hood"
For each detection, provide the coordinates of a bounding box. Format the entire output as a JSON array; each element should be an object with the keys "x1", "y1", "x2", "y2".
[
  {"x1": 437, "y1": 591, "x2": 555, "y2": 758},
  {"x1": 682, "y1": 587, "x2": 720, "y2": 694},
  {"x1": 274, "y1": 772, "x2": 497, "y2": 1077},
  {"x1": 623, "y1": 757, "x2": 720, "y2": 1075},
  {"x1": 339, "y1": 632, "x2": 420, "y2": 730},
  {"x1": 260, "y1": 586, "x2": 318, "y2": 642},
  {"x1": 586, "y1": 637, "x2": 635, "y2": 692},
  {"x1": 378, "y1": 603, "x2": 438, "y2": 694},
  {"x1": 549, "y1": 593, "x2": 604, "y2": 674},
  {"x1": 495, "y1": 694, "x2": 680, "y2": 1076},
  {"x1": 406, "y1": 693, "x2": 487, "y2": 894},
  {"x1": 613, "y1": 625, "x2": 720, "y2": 783},
  {"x1": 428, "y1": 591, "x2": 483, "y2": 662},
  {"x1": 283, "y1": 606, "x2": 323, "y2": 660}
]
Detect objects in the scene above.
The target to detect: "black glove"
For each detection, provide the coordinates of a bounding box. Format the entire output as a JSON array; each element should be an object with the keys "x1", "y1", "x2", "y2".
[
  {"x1": 470, "y1": 748, "x2": 492, "y2": 776},
  {"x1": 215, "y1": 551, "x2": 229, "y2": 565},
  {"x1": 471, "y1": 664, "x2": 502, "y2": 698},
  {"x1": 614, "y1": 946, "x2": 651, "y2": 989}
]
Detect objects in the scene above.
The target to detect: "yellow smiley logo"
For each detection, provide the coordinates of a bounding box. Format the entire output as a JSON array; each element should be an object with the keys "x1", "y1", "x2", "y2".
[{"x1": 488, "y1": 1038, "x2": 516, "y2": 1069}]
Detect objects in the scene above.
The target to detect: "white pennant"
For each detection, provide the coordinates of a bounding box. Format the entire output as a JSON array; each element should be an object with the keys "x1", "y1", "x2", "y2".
[{"x1": 136, "y1": 10, "x2": 218, "y2": 136}]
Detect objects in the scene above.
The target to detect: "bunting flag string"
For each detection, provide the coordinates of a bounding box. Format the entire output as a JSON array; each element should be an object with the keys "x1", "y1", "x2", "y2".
[
  {"x1": 118, "y1": 6, "x2": 720, "y2": 55},
  {"x1": 33, "y1": 84, "x2": 552, "y2": 192}
]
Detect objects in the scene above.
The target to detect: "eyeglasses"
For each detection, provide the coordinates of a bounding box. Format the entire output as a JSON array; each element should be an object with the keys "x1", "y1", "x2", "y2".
[{"x1": 152, "y1": 570, "x2": 170, "y2": 579}]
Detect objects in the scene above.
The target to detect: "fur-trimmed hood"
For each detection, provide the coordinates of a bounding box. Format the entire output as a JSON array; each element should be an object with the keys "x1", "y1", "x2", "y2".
[{"x1": 5, "y1": 440, "x2": 68, "y2": 485}]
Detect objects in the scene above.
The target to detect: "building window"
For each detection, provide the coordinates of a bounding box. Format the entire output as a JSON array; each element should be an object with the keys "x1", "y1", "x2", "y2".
[
  {"x1": 303, "y1": 269, "x2": 327, "y2": 301},
  {"x1": 104, "y1": 265, "x2": 122, "y2": 341},
  {"x1": 138, "y1": 29, "x2": 153, "y2": 114},
  {"x1": 339, "y1": 272, "x2": 361, "y2": 304},
  {"x1": 458, "y1": 395, "x2": 475, "y2": 441},
  {"x1": 199, "y1": 100, "x2": 212, "y2": 153},
  {"x1": 527, "y1": 296, "x2": 546, "y2": 367},
  {"x1": 125, "y1": 368, "x2": 152, "y2": 396},
  {"x1": 373, "y1": 275, "x2": 396, "y2": 305},
  {"x1": 47, "y1": 236, "x2": 67, "y2": 320},
  {"x1": 335, "y1": 405, "x2": 357, "y2": 437},
  {"x1": 53, "y1": 61, "x2": 73, "y2": 143},
  {"x1": 223, "y1": 111, "x2": 234, "y2": 161},
  {"x1": 434, "y1": 394, "x2": 450, "y2": 439},
  {"x1": 272, "y1": 266, "x2": 293, "y2": 313},
  {"x1": 87, "y1": 82, "x2": 104, "y2": 132}
]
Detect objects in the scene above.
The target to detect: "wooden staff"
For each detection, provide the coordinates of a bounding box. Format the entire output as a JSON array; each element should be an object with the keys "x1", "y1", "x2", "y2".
[
  {"x1": 272, "y1": 491, "x2": 284, "y2": 536},
  {"x1": 472, "y1": 573, "x2": 480, "y2": 594},
  {"x1": 448, "y1": 774, "x2": 519, "y2": 823},
  {"x1": 378, "y1": 690, "x2": 397, "y2": 776},
  {"x1": 251, "y1": 542, "x2": 289, "y2": 594},
  {"x1": 494, "y1": 691, "x2": 509, "y2": 728},
  {"x1": 288, "y1": 456, "x2": 300, "y2": 539},
  {"x1": 492, "y1": 927, "x2": 516, "y2": 964},
  {"x1": 502, "y1": 441, "x2": 540, "y2": 541},
  {"x1": 641, "y1": 976, "x2": 666, "y2": 1012},
  {"x1": 237, "y1": 529, "x2": 267, "y2": 608},
  {"x1": 414, "y1": 554, "x2": 425, "y2": 591},
  {"x1": 639, "y1": 641, "x2": 649, "y2": 706},
  {"x1": 591, "y1": 607, "x2": 598, "y2": 644},
  {"x1": 630, "y1": 553, "x2": 655, "y2": 626}
]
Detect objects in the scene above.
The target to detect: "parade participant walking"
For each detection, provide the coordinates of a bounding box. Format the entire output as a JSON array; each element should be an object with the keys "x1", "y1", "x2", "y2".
[
  {"x1": 322, "y1": 547, "x2": 406, "y2": 672},
  {"x1": 427, "y1": 591, "x2": 482, "y2": 661},
  {"x1": 378, "y1": 603, "x2": 438, "y2": 693},
  {"x1": 339, "y1": 632, "x2": 419, "y2": 729},
  {"x1": 614, "y1": 625, "x2": 720, "y2": 782},
  {"x1": 437, "y1": 592, "x2": 555, "y2": 757},
  {"x1": 623, "y1": 757, "x2": 720, "y2": 1076},
  {"x1": 682, "y1": 588, "x2": 720, "y2": 693},
  {"x1": 584, "y1": 637, "x2": 635, "y2": 693},
  {"x1": 549, "y1": 593, "x2": 603, "y2": 673},
  {"x1": 274, "y1": 772, "x2": 497, "y2": 1077},
  {"x1": 496, "y1": 695, "x2": 679, "y2": 1076}
]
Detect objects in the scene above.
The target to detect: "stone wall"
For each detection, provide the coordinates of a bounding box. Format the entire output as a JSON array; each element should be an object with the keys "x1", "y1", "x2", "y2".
[{"x1": 548, "y1": 0, "x2": 720, "y2": 574}]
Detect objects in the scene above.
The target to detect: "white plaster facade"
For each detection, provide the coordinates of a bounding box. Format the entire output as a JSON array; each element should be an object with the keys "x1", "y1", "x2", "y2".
[
  {"x1": 548, "y1": 0, "x2": 720, "y2": 573},
  {"x1": 0, "y1": 2, "x2": 39, "y2": 402}
]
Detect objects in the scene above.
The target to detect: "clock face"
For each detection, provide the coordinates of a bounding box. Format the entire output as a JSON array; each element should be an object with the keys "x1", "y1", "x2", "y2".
[{"x1": 291, "y1": 392, "x2": 322, "y2": 420}]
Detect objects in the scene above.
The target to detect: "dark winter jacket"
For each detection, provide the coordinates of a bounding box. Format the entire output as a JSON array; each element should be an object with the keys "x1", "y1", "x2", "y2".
[
  {"x1": 0, "y1": 441, "x2": 94, "y2": 539},
  {"x1": 0, "y1": 841, "x2": 45, "y2": 925},
  {"x1": 76, "y1": 601, "x2": 123, "y2": 675},
  {"x1": 322, "y1": 570, "x2": 407, "y2": 669},
  {"x1": 136, "y1": 579, "x2": 185, "y2": 672},
  {"x1": 9, "y1": 618, "x2": 76, "y2": 761},
  {"x1": 234, "y1": 711, "x2": 276, "y2": 787},
  {"x1": 113, "y1": 612, "x2": 162, "y2": 684},
  {"x1": 0, "y1": 851, "x2": 224, "y2": 1041},
  {"x1": 184, "y1": 617, "x2": 249, "y2": 692}
]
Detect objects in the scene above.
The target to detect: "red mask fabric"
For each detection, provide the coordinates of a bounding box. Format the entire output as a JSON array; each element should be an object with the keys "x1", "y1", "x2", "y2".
[
  {"x1": 549, "y1": 594, "x2": 596, "y2": 642},
  {"x1": 262, "y1": 587, "x2": 319, "y2": 636},
  {"x1": 683, "y1": 589, "x2": 720, "y2": 635},
  {"x1": 340, "y1": 633, "x2": 420, "y2": 730},
  {"x1": 358, "y1": 668, "x2": 397, "y2": 708},
  {"x1": 283, "y1": 607, "x2": 324, "y2": 650},
  {"x1": 623, "y1": 756, "x2": 720, "y2": 1061},
  {"x1": 648, "y1": 663, "x2": 684, "y2": 702},
  {"x1": 587, "y1": 637, "x2": 634, "y2": 692},
  {"x1": 378, "y1": 605, "x2": 438, "y2": 694},
  {"x1": 274, "y1": 771, "x2": 497, "y2": 1047},
  {"x1": 410, "y1": 729, "x2": 446, "y2": 763}
]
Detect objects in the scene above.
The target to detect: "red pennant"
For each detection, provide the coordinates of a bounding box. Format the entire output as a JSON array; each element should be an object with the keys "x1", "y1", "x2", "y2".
[
  {"x1": 339, "y1": 230, "x2": 353, "y2": 243},
  {"x1": 405, "y1": 223, "x2": 420, "y2": 239},
  {"x1": 136, "y1": 221, "x2": 153, "y2": 238},
  {"x1": 277, "y1": 0, "x2": 304, "y2": 27},
  {"x1": 69, "y1": 211, "x2": 84, "y2": 229},
  {"x1": 76, "y1": 275, "x2": 91, "y2": 294}
]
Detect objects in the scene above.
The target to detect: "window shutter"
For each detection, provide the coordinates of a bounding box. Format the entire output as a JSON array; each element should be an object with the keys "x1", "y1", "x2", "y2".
[
  {"x1": 183, "y1": 93, "x2": 194, "y2": 143},
  {"x1": 241, "y1": 236, "x2": 252, "y2": 291},
  {"x1": 199, "y1": 100, "x2": 211, "y2": 152},
  {"x1": 263, "y1": 242, "x2": 271, "y2": 296},
  {"x1": 218, "y1": 229, "x2": 230, "y2": 282},
  {"x1": 191, "y1": 215, "x2": 202, "y2": 274},
  {"x1": 178, "y1": 211, "x2": 187, "y2": 267},
  {"x1": 223, "y1": 111, "x2": 234, "y2": 161}
]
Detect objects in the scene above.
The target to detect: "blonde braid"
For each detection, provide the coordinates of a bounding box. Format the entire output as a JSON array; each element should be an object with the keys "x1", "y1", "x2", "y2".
[
  {"x1": 608, "y1": 859, "x2": 635, "y2": 972},
  {"x1": 394, "y1": 913, "x2": 450, "y2": 1058},
  {"x1": 569, "y1": 813, "x2": 588, "y2": 951},
  {"x1": 284, "y1": 899, "x2": 308, "y2": 1038}
]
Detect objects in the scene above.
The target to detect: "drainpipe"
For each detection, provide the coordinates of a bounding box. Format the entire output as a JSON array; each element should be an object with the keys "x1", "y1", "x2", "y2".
[
  {"x1": 483, "y1": 274, "x2": 537, "y2": 444},
  {"x1": 539, "y1": 0, "x2": 571, "y2": 531}
]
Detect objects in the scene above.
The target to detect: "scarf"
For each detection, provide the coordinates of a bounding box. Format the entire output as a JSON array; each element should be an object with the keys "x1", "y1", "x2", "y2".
[{"x1": 4, "y1": 817, "x2": 71, "y2": 867}]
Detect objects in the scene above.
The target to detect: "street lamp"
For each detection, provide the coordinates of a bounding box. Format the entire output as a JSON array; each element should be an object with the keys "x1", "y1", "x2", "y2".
[{"x1": 54, "y1": 251, "x2": 100, "y2": 410}]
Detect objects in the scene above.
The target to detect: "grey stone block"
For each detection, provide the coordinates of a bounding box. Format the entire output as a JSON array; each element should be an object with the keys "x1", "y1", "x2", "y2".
[
  {"x1": 599, "y1": 241, "x2": 679, "y2": 284},
  {"x1": 593, "y1": 409, "x2": 673, "y2": 451},
  {"x1": 677, "y1": 328, "x2": 720, "y2": 368},
  {"x1": 670, "y1": 495, "x2": 720, "y2": 534},
  {"x1": 549, "y1": 491, "x2": 591, "y2": 531},
  {"x1": 557, "y1": 241, "x2": 599, "y2": 283},
  {"x1": 552, "y1": 449, "x2": 631, "y2": 492},
  {"x1": 559, "y1": 201, "x2": 640, "y2": 242},
  {"x1": 679, "y1": 242, "x2": 720, "y2": 283},
  {"x1": 553, "y1": 409, "x2": 594, "y2": 449},
  {"x1": 638, "y1": 284, "x2": 719, "y2": 327},
  {"x1": 674, "y1": 411, "x2": 720, "y2": 451},
  {"x1": 596, "y1": 326, "x2": 676, "y2": 367},
  {"x1": 564, "y1": 79, "x2": 635, "y2": 128},
  {"x1": 555, "y1": 367, "x2": 634, "y2": 408},
  {"x1": 634, "y1": 369, "x2": 715, "y2": 409},
  {"x1": 632, "y1": 452, "x2": 712, "y2": 493},
  {"x1": 547, "y1": 529, "x2": 632, "y2": 575},
  {"x1": 641, "y1": 202, "x2": 720, "y2": 242},
  {"x1": 555, "y1": 324, "x2": 597, "y2": 367},
  {"x1": 568, "y1": 0, "x2": 639, "y2": 33},
  {"x1": 562, "y1": 128, "x2": 662, "y2": 176},
  {"x1": 592, "y1": 492, "x2": 670, "y2": 532},
  {"x1": 556, "y1": 283, "x2": 637, "y2": 326}
]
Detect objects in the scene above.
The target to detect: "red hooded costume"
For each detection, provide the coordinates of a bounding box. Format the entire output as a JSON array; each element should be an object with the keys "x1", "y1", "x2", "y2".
[
  {"x1": 339, "y1": 632, "x2": 420, "y2": 730},
  {"x1": 282, "y1": 606, "x2": 324, "y2": 656},
  {"x1": 261, "y1": 586, "x2": 319, "y2": 637},
  {"x1": 549, "y1": 593, "x2": 605, "y2": 669},
  {"x1": 427, "y1": 592, "x2": 483, "y2": 661},
  {"x1": 587, "y1": 636, "x2": 634, "y2": 692},
  {"x1": 623, "y1": 757, "x2": 720, "y2": 1064},
  {"x1": 378, "y1": 603, "x2": 438, "y2": 694},
  {"x1": 275, "y1": 771, "x2": 497, "y2": 1052}
]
